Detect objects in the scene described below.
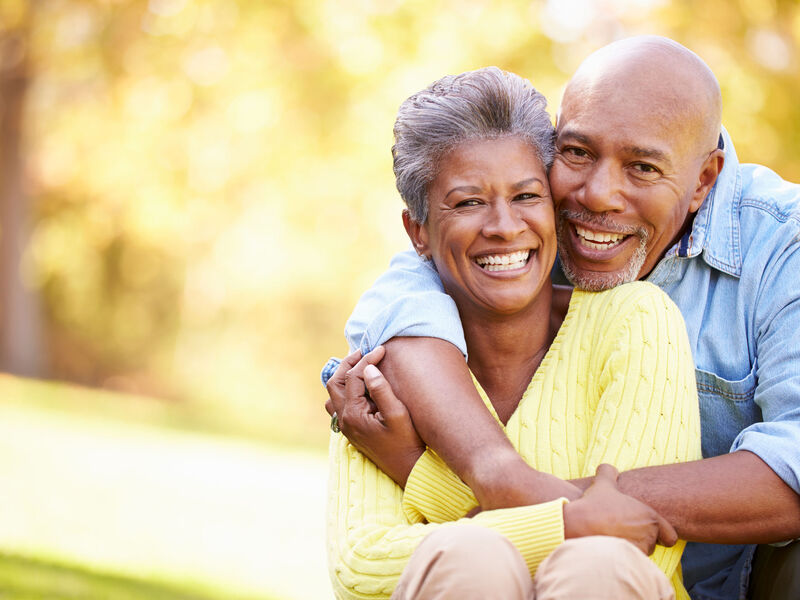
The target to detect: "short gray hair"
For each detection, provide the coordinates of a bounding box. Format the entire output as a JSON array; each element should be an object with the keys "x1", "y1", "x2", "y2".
[{"x1": 392, "y1": 67, "x2": 555, "y2": 224}]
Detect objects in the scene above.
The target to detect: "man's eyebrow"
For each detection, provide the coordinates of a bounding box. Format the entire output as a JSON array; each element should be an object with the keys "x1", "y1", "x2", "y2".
[
  {"x1": 444, "y1": 185, "x2": 482, "y2": 199},
  {"x1": 624, "y1": 145, "x2": 671, "y2": 166},
  {"x1": 556, "y1": 130, "x2": 591, "y2": 145}
]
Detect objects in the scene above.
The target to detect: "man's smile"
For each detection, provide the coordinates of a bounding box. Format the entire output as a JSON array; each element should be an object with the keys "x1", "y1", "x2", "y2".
[{"x1": 574, "y1": 224, "x2": 628, "y2": 250}]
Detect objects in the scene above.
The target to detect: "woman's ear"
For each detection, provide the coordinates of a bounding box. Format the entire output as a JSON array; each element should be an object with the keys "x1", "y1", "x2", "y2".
[{"x1": 402, "y1": 210, "x2": 431, "y2": 260}]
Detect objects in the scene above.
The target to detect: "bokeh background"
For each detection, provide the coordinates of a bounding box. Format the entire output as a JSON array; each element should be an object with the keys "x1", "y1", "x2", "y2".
[{"x1": 1, "y1": 0, "x2": 798, "y2": 598}]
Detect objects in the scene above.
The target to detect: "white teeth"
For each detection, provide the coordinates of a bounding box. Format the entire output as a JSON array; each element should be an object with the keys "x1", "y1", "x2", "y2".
[
  {"x1": 575, "y1": 225, "x2": 626, "y2": 248},
  {"x1": 475, "y1": 250, "x2": 530, "y2": 271}
]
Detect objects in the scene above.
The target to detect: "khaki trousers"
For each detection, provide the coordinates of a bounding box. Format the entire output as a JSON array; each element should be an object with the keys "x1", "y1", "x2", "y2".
[{"x1": 392, "y1": 524, "x2": 675, "y2": 600}]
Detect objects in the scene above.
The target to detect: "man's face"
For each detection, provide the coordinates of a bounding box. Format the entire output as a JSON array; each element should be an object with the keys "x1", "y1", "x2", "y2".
[{"x1": 549, "y1": 83, "x2": 709, "y2": 291}]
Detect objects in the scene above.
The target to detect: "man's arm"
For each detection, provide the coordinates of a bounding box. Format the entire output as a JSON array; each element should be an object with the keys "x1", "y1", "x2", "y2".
[
  {"x1": 618, "y1": 451, "x2": 800, "y2": 543},
  {"x1": 379, "y1": 336, "x2": 582, "y2": 508}
]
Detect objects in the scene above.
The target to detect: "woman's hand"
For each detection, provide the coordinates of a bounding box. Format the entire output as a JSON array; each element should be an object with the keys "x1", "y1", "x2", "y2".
[
  {"x1": 325, "y1": 346, "x2": 425, "y2": 488},
  {"x1": 563, "y1": 464, "x2": 678, "y2": 555}
]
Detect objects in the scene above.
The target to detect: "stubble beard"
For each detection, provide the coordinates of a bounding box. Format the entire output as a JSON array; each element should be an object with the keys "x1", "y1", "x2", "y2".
[{"x1": 555, "y1": 209, "x2": 649, "y2": 292}]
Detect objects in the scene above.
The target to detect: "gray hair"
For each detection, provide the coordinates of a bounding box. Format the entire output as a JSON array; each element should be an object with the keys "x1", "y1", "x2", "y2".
[{"x1": 392, "y1": 67, "x2": 555, "y2": 224}]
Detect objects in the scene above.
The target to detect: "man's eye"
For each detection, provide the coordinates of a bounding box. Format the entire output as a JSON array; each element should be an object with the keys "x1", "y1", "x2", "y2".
[
  {"x1": 562, "y1": 147, "x2": 590, "y2": 159},
  {"x1": 633, "y1": 163, "x2": 659, "y2": 174},
  {"x1": 456, "y1": 199, "x2": 481, "y2": 207}
]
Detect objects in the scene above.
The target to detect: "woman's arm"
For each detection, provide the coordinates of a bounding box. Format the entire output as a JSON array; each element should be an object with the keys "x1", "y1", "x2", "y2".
[{"x1": 326, "y1": 432, "x2": 569, "y2": 599}]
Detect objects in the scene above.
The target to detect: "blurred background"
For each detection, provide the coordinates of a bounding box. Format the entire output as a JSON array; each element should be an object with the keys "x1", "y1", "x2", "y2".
[{"x1": 1, "y1": 0, "x2": 798, "y2": 598}]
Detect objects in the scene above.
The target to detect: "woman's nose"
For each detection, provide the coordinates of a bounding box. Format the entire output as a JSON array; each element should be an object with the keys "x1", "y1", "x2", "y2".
[{"x1": 482, "y1": 202, "x2": 526, "y2": 240}]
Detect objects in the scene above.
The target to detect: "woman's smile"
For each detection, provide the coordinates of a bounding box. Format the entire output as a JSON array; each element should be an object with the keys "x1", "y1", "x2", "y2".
[{"x1": 473, "y1": 249, "x2": 532, "y2": 272}]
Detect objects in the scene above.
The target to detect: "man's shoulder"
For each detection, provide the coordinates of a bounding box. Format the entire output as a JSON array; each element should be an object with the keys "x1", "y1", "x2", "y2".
[
  {"x1": 738, "y1": 163, "x2": 800, "y2": 224},
  {"x1": 701, "y1": 162, "x2": 800, "y2": 274}
]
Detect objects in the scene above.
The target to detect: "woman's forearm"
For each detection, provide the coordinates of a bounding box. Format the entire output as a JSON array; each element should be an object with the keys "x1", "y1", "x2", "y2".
[{"x1": 380, "y1": 336, "x2": 581, "y2": 508}]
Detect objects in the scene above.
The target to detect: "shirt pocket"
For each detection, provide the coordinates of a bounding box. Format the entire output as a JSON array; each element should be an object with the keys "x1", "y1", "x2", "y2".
[{"x1": 695, "y1": 366, "x2": 760, "y2": 459}]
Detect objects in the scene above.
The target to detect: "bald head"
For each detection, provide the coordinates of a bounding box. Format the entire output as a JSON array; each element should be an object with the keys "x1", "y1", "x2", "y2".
[{"x1": 563, "y1": 36, "x2": 722, "y2": 157}]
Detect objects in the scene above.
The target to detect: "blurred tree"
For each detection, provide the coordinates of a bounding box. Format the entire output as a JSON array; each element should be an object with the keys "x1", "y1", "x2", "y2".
[
  {"x1": 0, "y1": 0, "x2": 45, "y2": 377},
  {"x1": 0, "y1": 0, "x2": 798, "y2": 447}
]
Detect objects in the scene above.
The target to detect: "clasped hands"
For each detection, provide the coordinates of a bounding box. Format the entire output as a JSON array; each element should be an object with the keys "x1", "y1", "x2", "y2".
[{"x1": 325, "y1": 347, "x2": 677, "y2": 555}]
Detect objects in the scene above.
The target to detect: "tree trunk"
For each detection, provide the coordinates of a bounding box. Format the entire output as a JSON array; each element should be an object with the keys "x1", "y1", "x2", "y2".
[{"x1": 0, "y1": 8, "x2": 45, "y2": 377}]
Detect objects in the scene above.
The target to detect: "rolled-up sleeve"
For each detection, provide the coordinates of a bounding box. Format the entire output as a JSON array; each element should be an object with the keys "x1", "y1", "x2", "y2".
[
  {"x1": 344, "y1": 249, "x2": 467, "y2": 357},
  {"x1": 730, "y1": 242, "x2": 800, "y2": 494}
]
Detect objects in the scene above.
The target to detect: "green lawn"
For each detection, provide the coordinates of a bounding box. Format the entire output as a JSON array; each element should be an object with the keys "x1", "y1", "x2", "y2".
[
  {"x1": 0, "y1": 553, "x2": 268, "y2": 600},
  {"x1": 0, "y1": 378, "x2": 330, "y2": 600}
]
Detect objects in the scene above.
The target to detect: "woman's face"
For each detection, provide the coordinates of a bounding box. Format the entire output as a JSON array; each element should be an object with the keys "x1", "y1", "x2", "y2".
[{"x1": 406, "y1": 136, "x2": 557, "y2": 318}]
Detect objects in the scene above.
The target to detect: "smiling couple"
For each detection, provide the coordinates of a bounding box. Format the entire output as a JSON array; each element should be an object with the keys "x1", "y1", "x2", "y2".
[{"x1": 323, "y1": 36, "x2": 800, "y2": 600}]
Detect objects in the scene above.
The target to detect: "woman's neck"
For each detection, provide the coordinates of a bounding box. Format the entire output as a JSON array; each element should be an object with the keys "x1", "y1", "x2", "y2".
[{"x1": 461, "y1": 284, "x2": 572, "y2": 424}]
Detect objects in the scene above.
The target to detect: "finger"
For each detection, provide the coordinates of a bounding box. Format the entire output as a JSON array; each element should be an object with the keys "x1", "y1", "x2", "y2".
[
  {"x1": 339, "y1": 396, "x2": 373, "y2": 439},
  {"x1": 346, "y1": 346, "x2": 387, "y2": 380},
  {"x1": 341, "y1": 349, "x2": 363, "y2": 370},
  {"x1": 325, "y1": 398, "x2": 334, "y2": 416},
  {"x1": 590, "y1": 463, "x2": 620, "y2": 489},
  {"x1": 344, "y1": 359, "x2": 368, "y2": 403},
  {"x1": 326, "y1": 351, "x2": 361, "y2": 399},
  {"x1": 363, "y1": 363, "x2": 408, "y2": 424},
  {"x1": 594, "y1": 463, "x2": 619, "y2": 481},
  {"x1": 654, "y1": 512, "x2": 678, "y2": 548}
]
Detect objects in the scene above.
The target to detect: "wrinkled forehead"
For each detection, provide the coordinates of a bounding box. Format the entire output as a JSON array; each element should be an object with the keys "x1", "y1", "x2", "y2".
[
  {"x1": 558, "y1": 41, "x2": 721, "y2": 154},
  {"x1": 557, "y1": 70, "x2": 707, "y2": 158}
]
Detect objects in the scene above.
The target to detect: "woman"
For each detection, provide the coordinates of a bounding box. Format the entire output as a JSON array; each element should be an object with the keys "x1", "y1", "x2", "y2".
[{"x1": 325, "y1": 67, "x2": 700, "y2": 599}]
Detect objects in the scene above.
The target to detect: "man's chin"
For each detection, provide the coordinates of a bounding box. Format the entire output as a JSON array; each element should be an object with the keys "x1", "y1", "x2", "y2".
[
  {"x1": 562, "y1": 268, "x2": 633, "y2": 292},
  {"x1": 559, "y1": 251, "x2": 646, "y2": 292}
]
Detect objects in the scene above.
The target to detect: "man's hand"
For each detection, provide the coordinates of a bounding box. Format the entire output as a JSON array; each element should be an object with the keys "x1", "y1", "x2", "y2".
[
  {"x1": 563, "y1": 464, "x2": 677, "y2": 555},
  {"x1": 326, "y1": 346, "x2": 425, "y2": 487}
]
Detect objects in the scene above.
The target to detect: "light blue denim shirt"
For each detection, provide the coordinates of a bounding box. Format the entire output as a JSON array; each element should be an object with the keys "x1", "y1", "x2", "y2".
[{"x1": 322, "y1": 129, "x2": 800, "y2": 600}]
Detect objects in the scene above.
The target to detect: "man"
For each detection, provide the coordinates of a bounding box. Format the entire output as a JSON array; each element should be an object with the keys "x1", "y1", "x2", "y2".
[{"x1": 325, "y1": 36, "x2": 800, "y2": 599}]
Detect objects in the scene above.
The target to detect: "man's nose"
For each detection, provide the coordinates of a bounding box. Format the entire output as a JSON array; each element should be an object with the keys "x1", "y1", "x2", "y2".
[
  {"x1": 578, "y1": 161, "x2": 627, "y2": 213},
  {"x1": 482, "y1": 202, "x2": 526, "y2": 240}
]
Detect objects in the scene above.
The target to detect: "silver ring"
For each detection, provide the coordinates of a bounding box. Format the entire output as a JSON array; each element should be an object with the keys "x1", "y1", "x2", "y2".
[{"x1": 330, "y1": 411, "x2": 340, "y2": 433}]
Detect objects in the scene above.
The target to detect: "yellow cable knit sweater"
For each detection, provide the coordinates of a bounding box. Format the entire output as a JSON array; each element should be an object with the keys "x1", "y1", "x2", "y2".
[{"x1": 327, "y1": 282, "x2": 701, "y2": 600}]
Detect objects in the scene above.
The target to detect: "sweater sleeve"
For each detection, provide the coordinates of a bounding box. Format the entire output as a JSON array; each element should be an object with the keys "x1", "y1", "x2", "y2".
[
  {"x1": 581, "y1": 282, "x2": 702, "y2": 588},
  {"x1": 402, "y1": 449, "x2": 478, "y2": 524},
  {"x1": 327, "y1": 432, "x2": 566, "y2": 600}
]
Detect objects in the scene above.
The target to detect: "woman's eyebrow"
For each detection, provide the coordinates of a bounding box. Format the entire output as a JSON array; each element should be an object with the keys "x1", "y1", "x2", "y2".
[
  {"x1": 512, "y1": 177, "x2": 544, "y2": 191},
  {"x1": 444, "y1": 185, "x2": 482, "y2": 199}
]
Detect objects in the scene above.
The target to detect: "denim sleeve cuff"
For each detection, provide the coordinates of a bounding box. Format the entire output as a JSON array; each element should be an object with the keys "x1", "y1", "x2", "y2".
[
  {"x1": 347, "y1": 291, "x2": 468, "y2": 357},
  {"x1": 320, "y1": 357, "x2": 341, "y2": 387},
  {"x1": 730, "y1": 421, "x2": 800, "y2": 494}
]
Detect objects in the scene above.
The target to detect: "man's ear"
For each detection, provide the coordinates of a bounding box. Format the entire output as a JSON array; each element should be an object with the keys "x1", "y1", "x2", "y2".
[
  {"x1": 402, "y1": 209, "x2": 430, "y2": 259},
  {"x1": 690, "y1": 149, "x2": 725, "y2": 213}
]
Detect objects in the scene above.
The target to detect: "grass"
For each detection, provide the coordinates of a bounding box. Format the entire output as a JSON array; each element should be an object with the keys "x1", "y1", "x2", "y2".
[
  {"x1": 0, "y1": 377, "x2": 330, "y2": 600},
  {"x1": 0, "y1": 373, "x2": 328, "y2": 451},
  {"x1": 0, "y1": 553, "x2": 270, "y2": 600}
]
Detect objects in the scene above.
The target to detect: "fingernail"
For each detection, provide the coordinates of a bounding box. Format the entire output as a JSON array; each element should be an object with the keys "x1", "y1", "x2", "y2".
[{"x1": 364, "y1": 364, "x2": 380, "y2": 379}]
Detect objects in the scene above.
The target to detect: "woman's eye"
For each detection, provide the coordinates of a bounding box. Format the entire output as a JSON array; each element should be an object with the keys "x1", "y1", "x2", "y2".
[
  {"x1": 513, "y1": 193, "x2": 539, "y2": 201},
  {"x1": 456, "y1": 199, "x2": 481, "y2": 207}
]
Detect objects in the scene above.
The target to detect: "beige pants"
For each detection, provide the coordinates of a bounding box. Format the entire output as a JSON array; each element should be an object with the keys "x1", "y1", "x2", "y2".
[{"x1": 392, "y1": 524, "x2": 675, "y2": 600}]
